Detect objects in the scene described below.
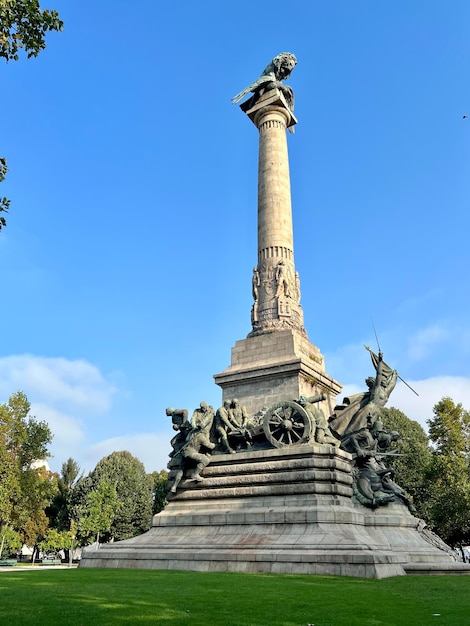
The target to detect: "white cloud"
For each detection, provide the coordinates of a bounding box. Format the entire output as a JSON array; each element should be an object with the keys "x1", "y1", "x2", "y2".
[
  {"x1": 30, "y1": 402, "x2": 85, "y2": 445},
  {"x1": 83, "y1": 433, "x2": 170, "y2": 474},
  {"x1": 0, "y1": 354, "x2": 116, "y2": 412},
  {"x1": 324, "y1": 343, "x2": 371, "y2": 387},
  {"x1": 337, "y1": 383, "x2": 363, "y2": 401},
  {"x1": 389, "y1": 375, "x2": 470, "y2": 432},
  {"x1": 0, "y1": 354, "x2": 120, "y2": 474},
  {"x1": 335, "y1": 374, "x2": 470, "y2": 435},
  {"x1": 325, "y1": 339, "x2": 470, "y2": 434},
  {"x1": 395, "y1": 288, "x2": 443, "y2": 314},
  {"x1": 406, "y1": 324, "x2": 450, "y2": 362}
]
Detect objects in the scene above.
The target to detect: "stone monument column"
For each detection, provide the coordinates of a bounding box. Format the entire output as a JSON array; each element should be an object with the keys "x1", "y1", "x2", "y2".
[
  {"x1": 215, "y1": 58, "x2": 341, "y2": 416},
  {"x1": 249, "y1": 92, "x2": 304, "y2": 335}
]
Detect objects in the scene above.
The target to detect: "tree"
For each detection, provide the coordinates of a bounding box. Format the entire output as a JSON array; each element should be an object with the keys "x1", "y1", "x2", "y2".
[
  {"x1": 68, "y1": 475, "x2": 93, "y2": 546},
  {"x1": 17, "y1": 464, "x2": 57, "y2": 561},
  {"x1": 0, "y1": 438, "x2": 20, "y2": 527},
  {"x1": 0, "y1": 391, "x2": 52, "y2": 468},
  {"x1": 150, "y1": 469, "x2": 168, "y2": 515},
  {"x1": 22, "y1": 508, "x2": 49, "y2": 562},
  {"x1": 61, "y1": 458, "x2": 82, "y2": 489},
  {"x1": 0, "y1": 0, "x2": 63, "y2": 62},
  {"x1": 78, "y1": 480, "x2": 119, "y2": 545},
  {"x1": 425, "y1": 397, "x2": 470, "y2": 549},
  {"x1": 89, "y1": 451, "x2": 153, "y2": 542},
  {"x1": 0, "y1": 392, "x2": 55, "y2": 559},
  {"x1": 426, "y1": 455, "x2": 470, "y2": 551},
  {"x1": 38, "y1": 527, "x2": 72, "y2": 557},
  {"x1": 0, "y1": 525, "x2": 22, "y2": 558},
  {"x1": 47, "y1": 458, "x2": 81, "y2": 562},
  {"x1": 1, "y1": 1, "x2": 63, "y2": 232},
  {"x1": 381, "y1": 407, "x2": 433, "y2": 519},
  {"x1": 48, "y1": 457, "x2": 81, "y2": 531},
  {"x1": 428, "y1": 397, "x2": 470, "y2": 458}
]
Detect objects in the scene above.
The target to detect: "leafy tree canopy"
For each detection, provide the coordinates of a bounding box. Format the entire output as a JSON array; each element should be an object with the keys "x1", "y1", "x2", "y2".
[
  {"x1": 0, "y1": 442, "x2": 19, "y2": 526},
  {"x1": 78, "y1": 479, "x2": 118, "y2": 545},
  {"x1": 0, "y1": 391, "x2": 52, "y2": 468},
  {"x1": 89, "y1": 451, "x2": 153, "y2": 542},
  {"x1": 425, "y1": 397, "x2": 470, "y2": 548},
  {"x1": 427, "y1": 396, "x2": 470, "y2": 458},
  {"x1": 0, "y1": 0, "x2": 63, "y2": 62},
  {"x1": 48, "y1": 457, "x2": 82, "y2": 531},
  {"x1": 69, "y1": 475, "x2": 93, "y2": 546},
  {"x1": 0, "y1": 525, "x2": 22, "y2": 558},
  {"x1": 22, "y1": 508, "x2": 49, "y2": 551},
  {"x1": 381, "y1": 407, "x2": 432, "y2": 519},
  {"x1": 150, "y1": 469, "x2": 168, "y2": 515},
  {"x1": 0, "y1": 391, "x2": 55, "y2": 549},
  {"x1": 60, "y1": 457, "x2": 82, "y2": 489},
  {"x1": 38, "y1": 527, "x2": 73, "y2": 556}
]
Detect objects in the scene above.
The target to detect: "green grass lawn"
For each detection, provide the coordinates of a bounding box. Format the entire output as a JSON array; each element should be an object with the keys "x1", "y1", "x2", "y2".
[{"x1": 0, "y1": 568, "x2": 468, "y2": 625}]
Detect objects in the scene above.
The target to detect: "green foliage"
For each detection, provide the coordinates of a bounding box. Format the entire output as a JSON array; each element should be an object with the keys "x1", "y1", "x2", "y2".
[
  {"x1": 149, "y1": 468, "x2": 168, "y2": 515},
  {"x1": 0, "y1": 157, "x2": 7, "y2": 181},
  {"x1": 425, "y1": 455, "x2": 470, "y2": 548},
  {"x1": 381, "y1": 407, "x2": 432, "y2": 518},
  {"x1": 17, "y1": 464, "x2": 57, "y2": 521},
  {"x1": 65, "y1": 451, "x2": 156, "y2": 545},
  {"x1": 0, "y1": 0, "x2": 63, "y2": 62},
  {"x1": 22, "y1": 508, "x2": 48, "y2": 555},
  {"x1": 68, "y1": 475, "x2": 93, "y2": 546},
  {"x1": 88, "y1": 451, "x2": 153, "y2": 542},
  {"x1": 0, "y1": 525, "x2": 22, "y2": 557},
  {"x1": 38, "y1": 527, "x2": 72, "y2": 555},
  {"x1": 78, "y1": 480, "x2": 118, "y2": 545},
  {"x1": 60, "y1": 457, "x2": 82, "y2": 488},
  {"x1": 0, "y1": 392, "x2": 55, "y2": 550},
  {"x1": 382, "y1": 398, "x2": 470, "y2": 548},
  {"x1": 428, "y1": 397, "x2": 470, "y2": 457},
  {"x1": 0, "y1": 391, "x2": 52, "y2": 467},
  {"x1": 0, "y1": 440, "x2": 20, "y2": 525},
  {"x1": 425, "y1": 397, "x2": 470, "y2": 548},
  {"x1": 48, "y1": 457, "x2": 81, "y2": 531}
]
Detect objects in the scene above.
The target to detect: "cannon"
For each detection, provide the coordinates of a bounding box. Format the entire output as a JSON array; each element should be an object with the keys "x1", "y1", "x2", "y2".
[
  {"x1": 228, "y1": 395, "x2": 324, "y2": 449},
  {"x1": 261, "y1": 400, "x2": 313, "y2": 448}
]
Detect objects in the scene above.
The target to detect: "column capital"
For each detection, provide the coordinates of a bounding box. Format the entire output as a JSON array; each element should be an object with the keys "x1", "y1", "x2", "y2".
[{"x1": 241, "y1": 88, "x2": 297, "y2": 130}]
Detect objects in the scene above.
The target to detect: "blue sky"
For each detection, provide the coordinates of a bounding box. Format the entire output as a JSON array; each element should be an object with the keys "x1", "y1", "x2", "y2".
[{"x1": 1, "y1": 1, "x2": 470, "y2": 475}]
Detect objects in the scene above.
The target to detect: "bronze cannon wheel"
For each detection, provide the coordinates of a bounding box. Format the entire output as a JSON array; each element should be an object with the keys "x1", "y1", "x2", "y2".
[{"x1": 262, "y1": 401, "x2": 312, "y2": 448}]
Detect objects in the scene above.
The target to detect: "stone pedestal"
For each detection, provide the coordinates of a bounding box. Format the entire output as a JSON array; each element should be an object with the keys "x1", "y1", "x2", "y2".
[
  {"x1": 214, "y1": 329, "x2": 341, "y2": 417},
  {"x1": 80, "y1": 445, "x2": 461, "y2": 578}
]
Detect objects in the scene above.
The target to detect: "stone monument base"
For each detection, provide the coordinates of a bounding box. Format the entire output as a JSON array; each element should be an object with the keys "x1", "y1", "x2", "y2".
[
  {"x1": 80, "y1": 445, "x2": 464, "y2": 579},
  {"x1": 214, "y1": 329, "x2": 342, "y2": 417}
]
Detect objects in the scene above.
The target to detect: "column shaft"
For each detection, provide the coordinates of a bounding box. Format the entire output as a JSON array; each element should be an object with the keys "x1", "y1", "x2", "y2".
[{"x1": 257, "y1": 108, "x2": 294, "y2": 261}]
